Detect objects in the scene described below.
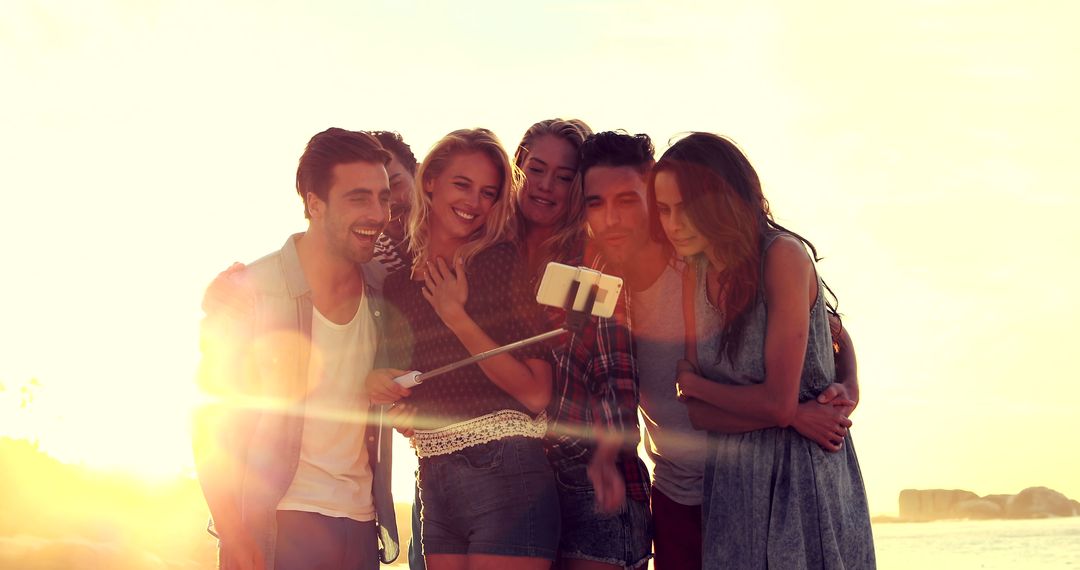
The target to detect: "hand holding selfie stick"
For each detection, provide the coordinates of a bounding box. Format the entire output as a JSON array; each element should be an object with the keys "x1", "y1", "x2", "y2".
[{"x1": 393, "y1": 264, "x2": 615, "y2": 388}]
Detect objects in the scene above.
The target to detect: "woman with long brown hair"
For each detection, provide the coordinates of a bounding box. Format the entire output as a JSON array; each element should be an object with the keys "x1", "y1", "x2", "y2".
[{"x1": 648, "y1": 132, "x2": 875, "y2": 568}]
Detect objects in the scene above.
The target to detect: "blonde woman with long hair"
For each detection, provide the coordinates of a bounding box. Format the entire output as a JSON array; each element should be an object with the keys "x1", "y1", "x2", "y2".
[
  {"x1": 513, "y1": 118, "x2": 592, "y2": 281},
  {"x1": 367, "y1": 128, "x2": 559, "y2": 570},
  {"x1": 511, "y1": 119, "x2": 654, "y2": 570}
]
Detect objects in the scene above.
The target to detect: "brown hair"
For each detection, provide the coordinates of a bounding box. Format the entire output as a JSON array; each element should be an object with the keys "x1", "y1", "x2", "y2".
[
  {"x1": 295, "y1": 128, "x2": 391, "y2": 219},
  {"x1": 649, "y1": 132, "x2": 836, "y2": 362}
]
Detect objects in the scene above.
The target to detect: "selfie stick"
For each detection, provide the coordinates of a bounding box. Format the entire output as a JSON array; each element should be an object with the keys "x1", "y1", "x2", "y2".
[{"x1": 392, "y1": 276, "x2": 601, "y2": 389}]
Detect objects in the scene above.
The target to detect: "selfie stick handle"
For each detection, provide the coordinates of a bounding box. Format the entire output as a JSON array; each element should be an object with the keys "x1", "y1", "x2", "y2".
[
  {"x1": 392, "y1": 327, "x2": 567, "y2": 387},
  {"x1": 392, "y1": 370, "x2": 423, "y2": 388}
]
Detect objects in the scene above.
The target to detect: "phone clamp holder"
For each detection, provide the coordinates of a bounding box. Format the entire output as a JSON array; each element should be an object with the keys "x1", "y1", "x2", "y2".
[{"x1": 561, "y1": 273, "x2": 601, "y2": 335}]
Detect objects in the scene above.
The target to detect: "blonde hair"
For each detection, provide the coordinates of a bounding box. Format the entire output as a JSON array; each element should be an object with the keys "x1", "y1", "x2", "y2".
[
  {"x1": 407, "y1": 128, "x2": 523, "y2": 271},
  {"x1": 513, "y1": 118, "x2": 594, "y2": 269}
]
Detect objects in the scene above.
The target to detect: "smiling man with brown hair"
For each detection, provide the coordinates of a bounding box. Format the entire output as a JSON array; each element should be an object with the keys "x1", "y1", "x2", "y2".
[{"x1": 193, "y1": 128, "x2": 400, "y2": 570}]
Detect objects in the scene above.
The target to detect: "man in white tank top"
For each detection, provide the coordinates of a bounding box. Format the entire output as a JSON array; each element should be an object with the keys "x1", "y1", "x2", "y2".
[{"x1": 194, "y1": 128, "x2": 400, "y2": 570}]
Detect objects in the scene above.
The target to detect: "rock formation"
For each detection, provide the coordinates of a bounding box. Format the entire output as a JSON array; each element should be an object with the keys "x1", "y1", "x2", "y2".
[
  {"x1": 898, "y1": 486, "x2": 1079, "y2": 521},
  {"x1": 1006, "y1": 486, "x2": 1078, "y2": 518}
]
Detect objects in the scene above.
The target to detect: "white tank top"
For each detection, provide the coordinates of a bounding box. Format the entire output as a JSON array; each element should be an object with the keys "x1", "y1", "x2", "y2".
[
  {"x1": 633, "y1": 261, "x2": 708, "y2": 506},
  {"x1": 277, "y1": 295, "x2": 377, "y2": 521}
]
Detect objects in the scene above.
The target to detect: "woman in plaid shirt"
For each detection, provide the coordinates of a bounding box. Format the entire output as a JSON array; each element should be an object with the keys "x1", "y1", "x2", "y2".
[{"x1": 512, "y1": 118, "x2": 653, "y2": 570}]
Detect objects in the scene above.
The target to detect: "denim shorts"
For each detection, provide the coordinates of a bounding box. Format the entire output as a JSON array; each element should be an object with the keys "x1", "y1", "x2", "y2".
[
  {"x1": 418, "y1": 436, "x2": 560, "y2": 560},
  {"x1": 553, "y1": 459, "x2": 653, "y2": 569}
]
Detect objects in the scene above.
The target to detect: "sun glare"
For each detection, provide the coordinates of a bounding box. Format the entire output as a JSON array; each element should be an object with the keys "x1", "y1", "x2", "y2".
[
  {"x1": 0, "y1": 374, "x2": 199, "y2": 481},
  {"x1": 3, "y1": 1, "x2": 1080, "y2": 568}
]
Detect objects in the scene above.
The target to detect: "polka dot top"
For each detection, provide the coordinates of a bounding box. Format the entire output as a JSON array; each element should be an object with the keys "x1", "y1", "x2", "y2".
[{"x1": 383, "y1": 241, "x2": 554, "y2": 428}]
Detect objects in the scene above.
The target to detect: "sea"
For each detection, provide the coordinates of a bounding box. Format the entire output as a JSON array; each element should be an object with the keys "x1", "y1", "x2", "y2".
[{"x1": 872, "y1": 517, "x2": 1080, "y2": 569}]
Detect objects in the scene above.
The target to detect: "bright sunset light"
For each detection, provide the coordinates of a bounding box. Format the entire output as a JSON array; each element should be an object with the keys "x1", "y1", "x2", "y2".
[{"x1": 3, "y1": 1, "x2": 1079, "y2": 568}]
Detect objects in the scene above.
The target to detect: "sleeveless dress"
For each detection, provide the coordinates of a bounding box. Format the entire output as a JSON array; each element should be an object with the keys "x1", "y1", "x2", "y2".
[{"x1": 695, "y1": 231, "x2": 876, "y2": 569}]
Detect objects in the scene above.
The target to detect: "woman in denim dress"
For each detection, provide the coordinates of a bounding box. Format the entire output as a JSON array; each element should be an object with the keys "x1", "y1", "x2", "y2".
[{"x1": 648, "y1": 133, "x2": 876, "y2": 569}]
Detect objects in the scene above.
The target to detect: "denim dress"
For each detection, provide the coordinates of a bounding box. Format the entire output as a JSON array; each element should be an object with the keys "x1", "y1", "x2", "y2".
[{"x1": 695, "y1": 231, "x2": 876, "y2": 569}]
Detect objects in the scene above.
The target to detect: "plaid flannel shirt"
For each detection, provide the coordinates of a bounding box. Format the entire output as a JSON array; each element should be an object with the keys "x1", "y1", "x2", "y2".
[{"x1": 545, "y1": 275, "x2": 651, "y2": 503}]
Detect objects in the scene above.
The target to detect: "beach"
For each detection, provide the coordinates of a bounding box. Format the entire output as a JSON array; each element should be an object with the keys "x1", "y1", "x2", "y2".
[{"x1": 873, "y1": 517, "x2": 1080, "y2": 569}]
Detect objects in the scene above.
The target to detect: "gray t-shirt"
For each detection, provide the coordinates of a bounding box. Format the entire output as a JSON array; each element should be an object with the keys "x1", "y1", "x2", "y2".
[{"x1": 631, "y1": 260, "x2": 707, "y2": 506}]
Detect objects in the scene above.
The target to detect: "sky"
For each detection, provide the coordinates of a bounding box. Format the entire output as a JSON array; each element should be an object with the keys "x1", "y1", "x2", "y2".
[{"x1": 1, "y1": 0, "x2": 1079, "y2": 516}]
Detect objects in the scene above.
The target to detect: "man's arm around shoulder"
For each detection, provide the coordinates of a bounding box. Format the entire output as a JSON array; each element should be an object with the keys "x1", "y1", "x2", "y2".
[{"x1": 193, "y1": 273, "x2": 266, "y2": 570}]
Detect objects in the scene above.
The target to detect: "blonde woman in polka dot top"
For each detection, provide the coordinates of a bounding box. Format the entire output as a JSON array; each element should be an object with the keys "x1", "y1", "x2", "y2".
[{"x1": 366, "y1": 128, "x2": 560, "y2": 570}]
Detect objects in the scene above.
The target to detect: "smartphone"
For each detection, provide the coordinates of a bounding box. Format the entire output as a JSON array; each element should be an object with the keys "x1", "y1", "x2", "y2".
[{"x1": 535, "y1": 262, "x2": 623, "y2": 318}]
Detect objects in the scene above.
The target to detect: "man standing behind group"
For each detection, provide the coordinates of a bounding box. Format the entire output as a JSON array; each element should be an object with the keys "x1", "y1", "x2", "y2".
[
  {"x1": 370, "y1": 130, "x2": 418, "y2": 277},
  {"x1": 193, "y1": 128, "x2": 399, "y2": 570}
]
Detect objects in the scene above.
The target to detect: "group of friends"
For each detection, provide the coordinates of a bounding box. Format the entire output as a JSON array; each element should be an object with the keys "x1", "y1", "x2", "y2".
[{"x1": 193, "y1": 120, "x2": 877, "y2": 570}]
